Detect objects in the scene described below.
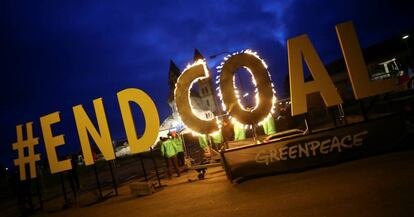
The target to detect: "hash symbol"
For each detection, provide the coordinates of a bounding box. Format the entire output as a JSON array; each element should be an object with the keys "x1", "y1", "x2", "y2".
[{"x1": 12, "y1": 122, "x2": 41, "y2": 181}]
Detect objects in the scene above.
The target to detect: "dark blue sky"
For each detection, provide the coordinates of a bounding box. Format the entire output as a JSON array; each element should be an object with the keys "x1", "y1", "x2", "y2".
[{"x1": 0, "y1": 0, "x2": 412, "y2": 168}]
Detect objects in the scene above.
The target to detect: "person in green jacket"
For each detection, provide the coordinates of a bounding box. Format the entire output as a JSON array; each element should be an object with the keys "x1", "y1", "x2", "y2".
[
  {"x1": 211, "y1": 131, "x2": 223, "y2": 150},
  {"x1": 198, "y1": 134, "x2": 211, "y2": 159},
  {"x1": 233, "y1": 122, "x2": 246, "y2": 141},
  {"x1": 160, "y1": 137, "x2": 180, "y2": 179},
  {"x1": 262, "y1": 116, "x2": 277, "y2": 135},
  {"x1": 198, "y1": 134, "x2": 209, "y2": 149},
  {"x1": 171, "y1": 131, "x2": 185, "y2": 166}
]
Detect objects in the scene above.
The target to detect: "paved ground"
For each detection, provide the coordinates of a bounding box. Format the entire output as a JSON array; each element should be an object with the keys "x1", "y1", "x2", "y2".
[{"x1": 34, "y1": 149, "x2": 414, "y2": 217}]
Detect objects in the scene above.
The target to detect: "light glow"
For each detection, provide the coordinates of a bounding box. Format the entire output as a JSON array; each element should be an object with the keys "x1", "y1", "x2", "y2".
[
  {"x1": 174, "y1": 59, "x2": 218, "y2": 135},
  {"x1": 216, "y1": 49, "x2": 278, "y2": 128}
]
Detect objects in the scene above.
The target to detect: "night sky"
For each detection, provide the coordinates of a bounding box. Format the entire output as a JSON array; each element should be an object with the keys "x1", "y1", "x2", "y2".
[{"x1": 0, "y1": 0, "x2": 413, "y2": 168}]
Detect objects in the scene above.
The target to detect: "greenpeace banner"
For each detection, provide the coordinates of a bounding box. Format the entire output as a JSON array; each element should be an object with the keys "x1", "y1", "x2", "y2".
[{"x1": 221, "y1": 115, "x2": 406, "y2": 182}]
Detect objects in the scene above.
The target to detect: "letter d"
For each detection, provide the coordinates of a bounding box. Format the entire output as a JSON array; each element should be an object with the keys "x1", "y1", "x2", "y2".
[{"x1": 117, "y1": 88, "x2": 160, "y2": 154}]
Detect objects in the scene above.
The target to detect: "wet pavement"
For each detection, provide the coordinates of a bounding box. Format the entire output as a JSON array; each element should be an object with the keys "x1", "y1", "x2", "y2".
[{"x1": 35, "y1": 149, "x2": 414, "y2": 217}]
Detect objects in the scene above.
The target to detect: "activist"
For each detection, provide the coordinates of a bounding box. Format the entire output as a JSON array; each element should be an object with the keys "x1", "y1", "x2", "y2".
[
  {"x1": 171, "y1": 131, "x2": 185, "y2": 167},
  {"x1": 221, "y1": 118, "x2": 234, "y2": 142},
  {"x1": 66, "y1": 154, "x2": 80, "y2": 199},
  {"x1": 211, "y1": 131, "x2": 224, "y2": 150},
  {"x1": 262, "y1": 115, "x2": 277, "y2": 135},
  {"x1": 198, "y1": 134, "x2": 211, "y2": 159},
  {"x1": 160, "y1": 137, "x2": 180, "y2": 179},
  {"x1": 233, "y1": 122, "x2": 246, "y2": 141}
]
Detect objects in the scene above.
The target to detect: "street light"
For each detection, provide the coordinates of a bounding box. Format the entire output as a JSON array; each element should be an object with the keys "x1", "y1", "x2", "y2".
[{"x1": 402, "y1": 34, "x2": 412, "y2": 68}]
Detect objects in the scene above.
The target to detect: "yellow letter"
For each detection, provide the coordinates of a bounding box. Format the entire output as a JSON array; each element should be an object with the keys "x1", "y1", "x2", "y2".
[
  {"x1": 288, "y1": 35, "x2": 343, "y2": 116},
  {"x1": 220, "y1": 52, "x2": 275, "y2": 125},
  {"x1": 40, "y1": 112, "x2": 72, "y2": 174},
  {"x1": 175, "y1": 60, "x2": 218, "y2": 134},
  {"x1": 117, "y1": 88, "x2": 160, "y2": 154},
  {"x1": 336, "y1": 21, "x2": 394, "y2": 99},
  {"x1": 73, "y1": 98, "x2": 114, "y2": 165}
]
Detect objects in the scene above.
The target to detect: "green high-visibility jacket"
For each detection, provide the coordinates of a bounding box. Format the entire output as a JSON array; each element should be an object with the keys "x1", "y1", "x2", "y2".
[
  {"x1": 211, "y1": 132, "x2": 223, "y2": 144},
  {"x1": 263, "y1": 116, "x2": 277, "y2": 135},
  {"x1": 198, "y1": 135, "x2": 209, "y2": 149},
  {"x1": 161, "y1": 139, "x2": 176, "y2": 158},
  {"x1": 173, "y1": 137, "x2": 184, "y2": 153},
  {"x1": 234, "y1": 122, "x2": 246, "y2": 141}
]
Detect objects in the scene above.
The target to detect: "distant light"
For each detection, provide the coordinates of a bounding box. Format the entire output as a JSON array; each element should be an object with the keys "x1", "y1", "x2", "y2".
[
  {"x1": 402, "y1": 34, "x2": 409, "y2": 40},
  {"x1": 243, "y1": 93, "x2": 249, "y2": 97},
  {"x1": 5, "y1": 167, "x2": 8, "y2": 171}
]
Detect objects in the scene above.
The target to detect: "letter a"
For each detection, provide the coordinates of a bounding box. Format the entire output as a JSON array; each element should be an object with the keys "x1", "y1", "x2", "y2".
[{"x1": 288, "y1": 35, "x2": 343, "y2": 116}]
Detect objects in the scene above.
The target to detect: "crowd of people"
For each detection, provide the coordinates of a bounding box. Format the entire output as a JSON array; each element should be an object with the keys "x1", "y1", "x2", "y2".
[{"x1": 159, "y1": 115, "x2": 277, "y2": 179}]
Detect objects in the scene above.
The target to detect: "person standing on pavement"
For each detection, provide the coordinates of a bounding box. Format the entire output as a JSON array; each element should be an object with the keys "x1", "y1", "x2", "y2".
[
  {"x1": 262, "y1": 115, "x2": 277, "y2": 135},
  {"x1": 171, "y1": 131, "x2": 185, "y2": 167},
  {"x1": 211, "y1": 131, "x2": 224, "y2": 151},
  {"x1": 198, "y1": 134, "x2": 211, "y2": 161},
  {"x1": 160, "y1": 137, "x2": 180, "y2": 179},
  {"x1": 233, "y1": 121, "x2": 246, "y2": 141}
]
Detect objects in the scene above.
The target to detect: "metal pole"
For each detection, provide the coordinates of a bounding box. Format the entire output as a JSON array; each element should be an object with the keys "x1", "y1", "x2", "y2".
[
  {"x1": 35, "y1": 165, "x2": 43, "y2": 210},
  {"x1": 139, "y1": 155, "x2": 148, "y2": 181},
  {"x1": 93, "y1": 164, "x2": 103, "y2": 199},
  {"x1": 27, "y1": 179, "x2": 33, "y2": 212},
  {"x1": 35, "y1": 178, "x2": 43, "y2": 210},
  {"x1": 338, "y1": 104, "x2": 347, "y2": 124},
  {"x1": 59, "y1": 173, "x2": 68, "y2": 206},
  {"x1": 108, "y1": 160, "x2": 118, "y2": 196},
  {"x1": 330, "y1": 107, "x2": 338, "y2": 127},
  {"x1": 359, "y1": 100, "x2": 368, "y2": 121},
  {"x1": 150, "y1": 147, "x2": 162, "y2": 187}
]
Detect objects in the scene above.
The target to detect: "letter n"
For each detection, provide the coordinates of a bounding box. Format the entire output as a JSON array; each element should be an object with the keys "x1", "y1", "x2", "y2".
[{"x1": 73, "y1": 98, "x2": 114, "y2": 165}]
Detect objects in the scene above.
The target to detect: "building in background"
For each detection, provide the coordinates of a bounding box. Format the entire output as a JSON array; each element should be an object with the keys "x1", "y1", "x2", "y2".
[
  {"x1": 193, "y1": 49, "x2": 220, "y2": 114},
  {"x1": 158, "y1": 49, "x2": 219, "y2": 142},
  {"x1": 114, "y1": 49, "x2": 222, "y2": 152}
]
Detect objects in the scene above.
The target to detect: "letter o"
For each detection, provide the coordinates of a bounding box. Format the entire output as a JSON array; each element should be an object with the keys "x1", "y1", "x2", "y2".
[{"x1": 220, "y1": 52, "x2": 274, "y2": 125}]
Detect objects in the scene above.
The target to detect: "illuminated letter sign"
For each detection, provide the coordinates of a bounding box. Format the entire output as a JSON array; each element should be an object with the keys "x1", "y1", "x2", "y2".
[
  {"x1": 175, "y1": 60, "x2": 219, "y2": 134},
  {"x1": 175, "y1": 50, "x2": 277, "y2": 134},
  {"x1": 11, "y1": 21, "x2": 397, "y2": 181},
  {"x1": 288, "y1": 35, "x2": 343, "y2": 116},
  {"x1": 335, "y1": 21, "x2": 394, "y2": 99},
  {"x1": 118, "y1": 88, "x2": 160, "y2": 154},
  {"x1": 218, "y1": 50, "x2": 276, "y2": 125},
  {"x1": 40, "y1": 112, "x2": 72, "y2": 173},
  {"x1": 73, "y1": 98, "x2": 115, "y2": 166}
]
